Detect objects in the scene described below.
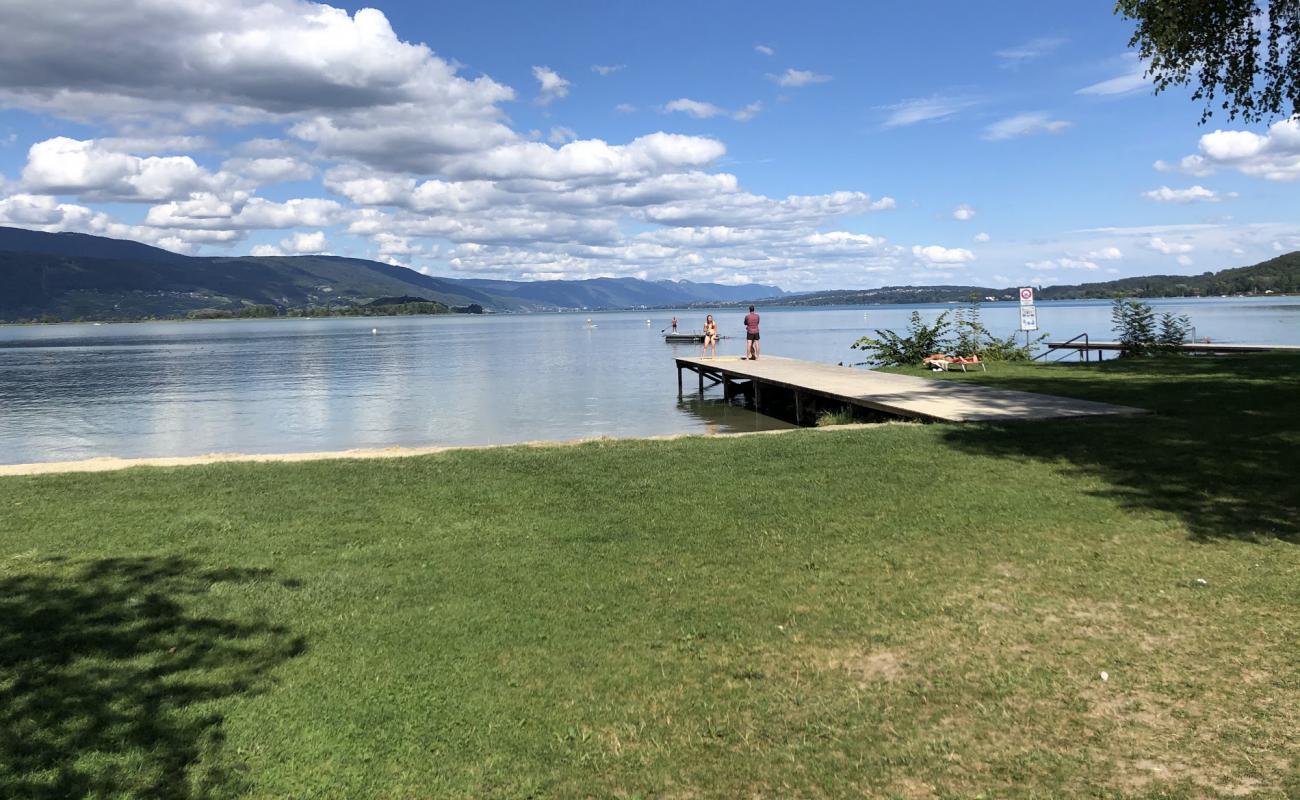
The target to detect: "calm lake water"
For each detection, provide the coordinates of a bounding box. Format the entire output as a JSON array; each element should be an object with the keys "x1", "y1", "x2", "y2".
[{"x1": 1, "y1": 296, "x2": 1297, "y2": 464}]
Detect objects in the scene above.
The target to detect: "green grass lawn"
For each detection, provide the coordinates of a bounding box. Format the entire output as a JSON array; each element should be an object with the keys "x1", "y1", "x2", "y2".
[{"x1": 2, "y1": 354, "x2": 1298, "y2": 798}]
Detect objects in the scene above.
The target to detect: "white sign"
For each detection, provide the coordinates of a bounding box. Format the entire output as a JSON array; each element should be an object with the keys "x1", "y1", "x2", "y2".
[
  {"x1": 1019, "y1": 287, "x2": 1035, "y2": 306},
  {"x1": 1019, "y1": 306, "x2": 1038, "y2": 331}
]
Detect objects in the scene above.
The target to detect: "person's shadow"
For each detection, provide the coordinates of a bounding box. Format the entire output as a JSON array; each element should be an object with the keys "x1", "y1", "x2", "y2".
[{"x1": 0, "y1": 556, "x2": 306, "y2": 798}]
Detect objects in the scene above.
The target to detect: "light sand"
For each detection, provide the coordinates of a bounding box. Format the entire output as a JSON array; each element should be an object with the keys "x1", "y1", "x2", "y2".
[{"x1": 0, "y1": 423, "x2": 891, "y2": 477}]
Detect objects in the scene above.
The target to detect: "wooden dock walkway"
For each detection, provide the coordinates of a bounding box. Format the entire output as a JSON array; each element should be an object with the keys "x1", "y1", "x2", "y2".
[
  {"x1": 1046, "y1": 340, "x2": 1300, "y2": 356},
  {"x1": 675, "y1": 355, "x2": 1147, "y2": 423}
]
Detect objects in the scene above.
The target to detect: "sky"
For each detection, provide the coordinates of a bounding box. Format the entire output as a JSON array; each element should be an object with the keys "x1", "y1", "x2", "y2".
[{"x1": 0, "y1": 0, "x2": 1297, "y2": 292}]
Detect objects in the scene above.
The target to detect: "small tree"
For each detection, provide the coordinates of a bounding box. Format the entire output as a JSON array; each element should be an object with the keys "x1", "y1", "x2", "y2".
[
  {"x1": 1111, "y1": 297, "x2": 1158, "y2": 357},
  {"x1": 1157, "y1": 311, "x2": 1192, "y2": 350},
  {"x1": 851, "y1": 311, "x2": 951, "y2": 367},
  {"x1": 953, "y1": 298, "x2": 985, "y2": 357}
]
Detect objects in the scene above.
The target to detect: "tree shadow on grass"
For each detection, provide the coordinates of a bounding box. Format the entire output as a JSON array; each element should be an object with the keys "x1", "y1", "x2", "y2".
[
  {"x1": 0, "y1": 556, "x2": 306, "y2": 799},
  {"x1": 933, "y1": 355, "x2": 1299, "y2": 543}
]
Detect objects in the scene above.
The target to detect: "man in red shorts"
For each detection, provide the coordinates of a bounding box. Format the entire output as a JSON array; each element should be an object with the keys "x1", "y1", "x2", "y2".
[{"x1": 743, "y1": 305, "x2": 760, "y2": 360}]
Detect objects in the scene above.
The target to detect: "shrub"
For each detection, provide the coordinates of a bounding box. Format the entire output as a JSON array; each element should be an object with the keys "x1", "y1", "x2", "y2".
[
  {"x1": 815, "y1": 407, "x2": 860, "y2": 427},
  {"x1": 1157, "y1": 311, "x2": 1192, "y2": 351},
  {"x1": 851, "y1": 311, "x2": 951, "y2": 367},
  {"x1": 852, "y1": 301, "x2": 1046, "y2": 366}
]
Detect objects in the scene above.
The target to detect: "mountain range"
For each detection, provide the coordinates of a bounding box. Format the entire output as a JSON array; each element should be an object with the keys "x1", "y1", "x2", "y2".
[
  {"x1": 1, "y1": 226, "x2": 1296, "y2": 323},
  {"x1": 0, "y1": 227, "x2": 785, "y2": 322}
]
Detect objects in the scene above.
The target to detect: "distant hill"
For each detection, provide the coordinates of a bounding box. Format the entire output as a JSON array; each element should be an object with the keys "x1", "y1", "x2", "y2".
[
  {"x1": 747, "y1": 252, "x2": 1300, "y2": 307},
  {"x1": 0, "y1": 227, "x2": 785, "y2": 322},
  {"x1": 1035, "y1": 251, "x2": 1300, "y2": 299},
  {"x1": 0, "y1": 226, "x2": 185, "y2": 264}
]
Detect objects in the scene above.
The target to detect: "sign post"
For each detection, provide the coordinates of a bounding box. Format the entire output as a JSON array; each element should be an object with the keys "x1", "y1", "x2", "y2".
[{"x1": 1018, "y1": 287, "x2": 1037, "y2": 347}]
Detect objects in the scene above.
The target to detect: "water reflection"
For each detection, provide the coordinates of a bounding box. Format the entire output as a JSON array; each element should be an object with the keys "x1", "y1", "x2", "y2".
[{"x1": 0, "y1": 297, "x2": 1297, "y2": 464}]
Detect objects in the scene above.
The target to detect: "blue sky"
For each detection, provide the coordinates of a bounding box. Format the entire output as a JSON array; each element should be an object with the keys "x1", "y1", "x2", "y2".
[{"x1": 0, "y1": 0, "x2": 1296, "y2": 290}]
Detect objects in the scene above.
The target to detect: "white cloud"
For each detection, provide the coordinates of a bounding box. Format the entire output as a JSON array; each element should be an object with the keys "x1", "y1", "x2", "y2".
[
  {"x1": 221, "y1": 157, "x2": 315, "y2": 184},
  {"x1": 1077, "y1": 54, "x2": 1150, "y2": 96},
  {"x1": 547, "y1": 126, "x2": 577, "y2": 145},
  {"x1": 974, "y1": 232, "x2": 990, "y2": 243},
  {"x1": 1025, "y1": 257, "x2": 1100, "y2": 270},
  {"x1": 733, "y1": 102, "x2": 763, "y2": 122},
  {"x1": 282, "y1": 230, "x2": 328, "y2": 254},
  {"x1": 995, "y1": 36, "x2": 1065, "y2": 65},
  {"x1": 590, "y1": 64, "x2": 625, "y2": 76},
  {"x1": 769, "y1": 68, "x2": 831, "y2": 88},
  {"x1": 372, "y1": 232, "x2": 423, "y2": 256},
  {"x1": 614, "y1": 103, "x2": 637, "y2": 113},
  {"x1": 1181, "y1": 117, "x2": 1300, "y2": 181},
  {"x1": 663, "y1": 98, "x2": 762, "y2": 122},
  {"x1": 250, "y1": 244, "x2": 284, "y2": 257},
  {"x1": 145, "y1": 196, "x2": 343, "y2": 230},
  {"x1": 881, "y1": 95, "x2": 974, "y2": 127},
  {"x1": 20, "y1": 137, "x2": 238, "y2": 202},
  {"x1": 983, "y1": 112, "x2": 1071, "y2": 141},
  {"x1": 952, "y1": 204, "x2": 976, "y2": 221},
  {"x1": 755, "y1": 44, "x2": 774, "y2": 56},
  {"x1": 1141, "y1": 185, "x2": 1230, "y2": 203},
  {"x1": 1176, "y1": 254, "x2": 1193, "y2": 266},
  {"x1": 1146, "y1": 236, "x2": 1194, "y2": 254},
  {"x1": 663, "y1": 98, "x2": 726, "y2": 119},
  {"x1": 0, "y1": 1, "x2": 518, "y2": 175},
  {"x1": 912, "y1": 245, "x2": 975, "y2": 264},
  {"x1": 440, "y1": 132, "x2": 726, "y2": 182},
  {"x1": 1085, "y1": 246, "x2": 1123, "y2": 260},
  {"x1": 533, "y1": 66, "x2": 571, "y2": 105},
  {"x1": 1153, "y1": 155, "x2": 1213, "y2": 177}
]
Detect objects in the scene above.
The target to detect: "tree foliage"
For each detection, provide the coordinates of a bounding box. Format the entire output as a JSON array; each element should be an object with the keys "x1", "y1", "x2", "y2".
[
  {"x1": 852, "y1": 301, "x2": 1046, "y2": 366},
  {"x1": 852, "y1": 311, "x2": 952, "y2": 367},
  {"x1": 1117, "y1": 0, "x2": 1300, "y2": 124},
  {"x1": 1112, "y1": 297, "x2": 1193, "y2": 356}
]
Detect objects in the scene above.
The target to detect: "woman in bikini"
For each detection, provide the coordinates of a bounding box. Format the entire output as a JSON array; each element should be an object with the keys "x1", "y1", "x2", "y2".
[{"x1": 702, "y1": 314, "x2": 718, "y2": 358}]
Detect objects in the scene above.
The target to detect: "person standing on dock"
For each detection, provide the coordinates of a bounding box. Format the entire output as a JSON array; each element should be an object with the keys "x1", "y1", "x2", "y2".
[
  {"x1": 671, "y1": 316, "x2": 678, "y2": 332},
  {"x1": 744, "y1": 305, "x2": 761, "y2": 360},
  {"x1": 702, "y1": 314, "x2": 718, "y2": 358}
]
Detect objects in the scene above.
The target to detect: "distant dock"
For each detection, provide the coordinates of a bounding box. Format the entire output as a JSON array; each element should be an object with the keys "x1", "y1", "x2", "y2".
[
  {"x1": 675, "y1": 355, "x2": 1146, "y2": 424},
  {"x1": 1045, "y1": 339, "x2": 1300, "y2": 359}
]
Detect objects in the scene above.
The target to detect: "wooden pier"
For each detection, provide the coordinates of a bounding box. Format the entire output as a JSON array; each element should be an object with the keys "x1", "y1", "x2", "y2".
[
  {"x1": 1046, "y1": 340, "x2": 1300, "y2": 358},
  {"x1": 675, "y1": 355, "x2": 1146, "y2": 423}
]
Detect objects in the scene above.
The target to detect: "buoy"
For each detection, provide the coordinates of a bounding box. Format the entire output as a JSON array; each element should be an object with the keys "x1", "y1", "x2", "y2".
[{"x1": 371, "y1": 328, "x2": 378, "y2": 334}]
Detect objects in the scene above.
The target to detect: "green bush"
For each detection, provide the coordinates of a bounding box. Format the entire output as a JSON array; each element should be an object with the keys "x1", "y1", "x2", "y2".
[
  {"x1": 1112, "y1": 297, "x2": 1191, "y2": 356},
  {"x1": 851, "y1": 311, "x2": 952, "y2": 366},
  {"x1": 852, "y1": 301, "x2": 1046, "y2": 366},
  {"x1": 815, "y1": 407, "x2": 860, "y2": 427}
]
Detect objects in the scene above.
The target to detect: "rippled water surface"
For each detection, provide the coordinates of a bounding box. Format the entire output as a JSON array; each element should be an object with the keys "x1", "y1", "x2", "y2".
[{"x1": 1, "y1": 296, "x2": 1297, "y2": 464}]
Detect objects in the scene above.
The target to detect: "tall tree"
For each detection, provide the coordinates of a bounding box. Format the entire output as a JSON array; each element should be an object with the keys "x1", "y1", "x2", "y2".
[{"x1": 1116, "y1": 0, "x2": 1299, "y2": 123}]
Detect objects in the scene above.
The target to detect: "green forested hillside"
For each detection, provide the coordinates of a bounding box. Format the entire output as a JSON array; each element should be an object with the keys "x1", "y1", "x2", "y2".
[{"x1": 0, "y1": 227, "x2": 782, "y2": 321}]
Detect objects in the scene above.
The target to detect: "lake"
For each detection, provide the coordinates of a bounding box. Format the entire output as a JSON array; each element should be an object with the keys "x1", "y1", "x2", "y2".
[{"x1": 2, "y1": 296, "x2": 1297, "y2": 465}]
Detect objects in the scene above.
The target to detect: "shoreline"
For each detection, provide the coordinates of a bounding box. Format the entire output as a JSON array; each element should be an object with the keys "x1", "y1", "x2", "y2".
[
  {"x1": 4, "y1": 293, "x2": 1295, "y2": 328},
  {"x1": 0, "y1": 423, "x2": 890, "y2": 477}
]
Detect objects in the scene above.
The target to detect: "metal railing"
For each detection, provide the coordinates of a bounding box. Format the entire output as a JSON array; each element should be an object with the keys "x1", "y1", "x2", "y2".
[{"x1": 1033, "y1": 332, "x2": 1092, "y2": 362}]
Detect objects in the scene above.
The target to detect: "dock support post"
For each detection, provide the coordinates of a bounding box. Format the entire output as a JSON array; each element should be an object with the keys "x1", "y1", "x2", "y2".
[
  {"x1": 698, "y1": 370, "x2": 704, "y2": 395},
  {"x1": 723, "y1": 377, "x2": 733, "y2": 402},
  {"x1": 753, "y1": 380, "x2": 762, "y2": 411},
  {"x1": 677, "y1": 364, "x2": 682, "y2": 395},
  {"x1": 795, "y1": 389, "x2": 804, "y2": 425}
]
